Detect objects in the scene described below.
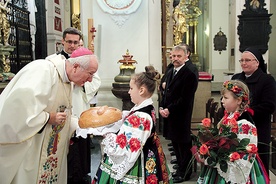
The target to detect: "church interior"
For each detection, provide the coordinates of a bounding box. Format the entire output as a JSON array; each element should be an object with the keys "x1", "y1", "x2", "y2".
[{"x1": 1, "y1": 0, "x2": 276, "y2": 183}]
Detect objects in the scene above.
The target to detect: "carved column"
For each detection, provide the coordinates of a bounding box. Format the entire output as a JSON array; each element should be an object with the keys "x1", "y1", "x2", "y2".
[{"x1": 185, "y1": 0, "x2": 201, "y2": 68}]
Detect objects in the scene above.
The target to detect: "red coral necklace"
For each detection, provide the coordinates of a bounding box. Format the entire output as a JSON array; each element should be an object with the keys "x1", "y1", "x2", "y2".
[{"x1": 221, "y1": 111, "x2": 240, "y2": 126}]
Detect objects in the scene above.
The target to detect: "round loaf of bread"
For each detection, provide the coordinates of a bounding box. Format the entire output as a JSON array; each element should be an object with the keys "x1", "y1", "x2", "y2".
[{"x1": 79, "y1": 105, "x2": 122, "y2": 128}]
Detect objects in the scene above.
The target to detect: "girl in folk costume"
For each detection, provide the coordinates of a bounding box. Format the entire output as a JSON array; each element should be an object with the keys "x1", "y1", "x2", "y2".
[
  {"x1": 92, "y1": 66, "x2": 173, "y2": 184},
  {"x1": 197, "y1": 80, "x2": 269, "y2": 184}
]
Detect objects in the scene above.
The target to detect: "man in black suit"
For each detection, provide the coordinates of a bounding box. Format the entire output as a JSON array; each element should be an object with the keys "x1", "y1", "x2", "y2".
[
  {"x1": 159, "y1": 52, "x2": 174, "y2": 139},
  {"x1": 179, "y1": 43, "x2": 199, "y2": 80},
  {"x1": 159, "y1": 45, "x2": 198, "y2": 183}
]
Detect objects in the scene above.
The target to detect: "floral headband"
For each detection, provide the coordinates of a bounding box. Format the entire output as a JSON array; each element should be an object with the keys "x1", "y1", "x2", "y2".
[{"x1": 223, "y1": 81, "x2": 249, "y2": 102}]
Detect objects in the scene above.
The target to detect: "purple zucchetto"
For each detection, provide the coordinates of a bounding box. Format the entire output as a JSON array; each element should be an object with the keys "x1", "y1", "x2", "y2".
[{"x1": 71, "y1": 47, "x2": 93, "y2": 58}]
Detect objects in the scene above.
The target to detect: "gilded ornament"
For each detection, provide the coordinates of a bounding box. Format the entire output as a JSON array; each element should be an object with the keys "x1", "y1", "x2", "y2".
[
  {"x1": 145, "y1": 158, "x2": 156, "y2": 173},
  {"x1": 0, "y1": 0, "x2": 11, "y2": 46}
]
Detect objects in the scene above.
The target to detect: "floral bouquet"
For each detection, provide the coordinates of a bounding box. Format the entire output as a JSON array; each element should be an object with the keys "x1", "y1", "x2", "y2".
[{"x1": 191, "y1": 117, "x2": 258, "y2": 173}]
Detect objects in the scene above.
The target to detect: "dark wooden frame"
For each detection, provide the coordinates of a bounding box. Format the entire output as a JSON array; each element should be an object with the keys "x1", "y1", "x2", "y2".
[{"x1": 237, "y1": 0, "x2": 272, "y2": 54}]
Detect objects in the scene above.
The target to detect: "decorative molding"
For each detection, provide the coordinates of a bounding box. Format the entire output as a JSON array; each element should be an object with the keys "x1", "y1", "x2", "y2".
[
  {"x1": 97, "y1": 0, "x2": 142, "y2": 27},
  {"x1": 242, "y1": 0, "x2": 268, "y2": 15},
  {"x1": 55, "y1": 6, "x2": 60, "y2": 15},
  {"x1": 97, "y1": 0, "x2": 141, "y2": 14},
  {"x1": 110, "y1": 15, "x2": 130, "y2": 27}
]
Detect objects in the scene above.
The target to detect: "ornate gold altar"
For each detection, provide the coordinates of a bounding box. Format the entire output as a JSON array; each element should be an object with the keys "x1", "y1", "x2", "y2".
[
  {"x1": 0, "y1": 0, "x2": 15, "y2": 81},
  {"x1": 174, "y1": 0, "x2": 201, "y2": 67},
  {"x1": 0, "y1": 47, "x2": 10, "y2": 71},
  {"x1": 161, "y1": 0, "x2": 202, "y2": 72},
  {"x1": 111, "y1": 50, "x2": 137, "y2": 110},
  {"x1": 160, "y1": 0, "x2": 212, "y2": 122},
  {"x1": 0, "y1": 0, "x2": 11, "y2": 46}
]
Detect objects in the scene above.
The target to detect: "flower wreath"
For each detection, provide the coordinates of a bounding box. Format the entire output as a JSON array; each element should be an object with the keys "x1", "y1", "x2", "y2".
[{"x1": 223, "y1": 81, "x2": 249, "y2": 102}]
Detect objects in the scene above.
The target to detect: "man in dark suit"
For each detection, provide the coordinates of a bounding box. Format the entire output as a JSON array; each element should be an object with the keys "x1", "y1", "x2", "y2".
[
  {"x1": 159, "y1": 45, "x2": 198, "y2": 183},
  {"x1": 180, "y1": 43, "x2": 199, "y2": 80},
  {"x1": 159, "y1": 52, "x2": 174, "y2": 139}
]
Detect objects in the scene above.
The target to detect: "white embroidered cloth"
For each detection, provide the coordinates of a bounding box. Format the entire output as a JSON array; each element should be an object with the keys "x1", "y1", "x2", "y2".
[{"x1": 216, "y1": 119, "x2": 258, "y2": 184}]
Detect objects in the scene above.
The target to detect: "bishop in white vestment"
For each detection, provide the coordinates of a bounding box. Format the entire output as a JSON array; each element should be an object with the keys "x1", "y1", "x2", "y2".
[{"x1": 0, "y1": 50, "x2": 98, "y2": 184}]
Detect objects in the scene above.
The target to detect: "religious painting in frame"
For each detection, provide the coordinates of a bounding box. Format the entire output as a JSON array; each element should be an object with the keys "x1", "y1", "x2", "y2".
[{"x1": 54, "y1": 16, "x2": 62, "y2": 32}]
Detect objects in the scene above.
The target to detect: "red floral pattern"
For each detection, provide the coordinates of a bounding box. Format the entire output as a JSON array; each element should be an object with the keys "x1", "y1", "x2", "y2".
[
  {"x1": 129, "y1": 138, "x2": 141, "y2": 152},
  {"x1": 146, "y1": 174, "x2": 158, "y2": 184},
  {"x1": 241, "y1": 124, "x2": 251, "y2": 134},
  {"x1": 252, "y1": 127, "x2": 257, "y2": 136},
  {"x1": 39, "y1": 156, "x2": 58, "y2": 183},
  {"x1": 143, "y1": 119, "x2": 151, "y2": 131},
  {"x1": 231, "y1": 127, "x2": 238, "y2": 134},
  {"x1": 220, "y1": 112, "x2": 240, "y2": 133},
  {"x1": 126, "y1": 113, "x2": 152, "y2": 131},
  {"x1": 128, "y1": 115, "x2": 140, "y2": 128},
  {"x1": 116, "y1": 134, "x2": 127, "y2": 148},
  {"x1": 97, "y1": 107, "x2": 172, "y2": 184},
  {"x1": 229, "y1": 119, "x2": 238, "y2": 133}
]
